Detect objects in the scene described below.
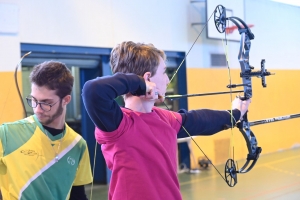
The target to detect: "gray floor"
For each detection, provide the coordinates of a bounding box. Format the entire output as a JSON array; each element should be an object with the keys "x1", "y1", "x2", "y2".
[{"x1": 85, "y1": 147, "x2": 300, "y2": 200}]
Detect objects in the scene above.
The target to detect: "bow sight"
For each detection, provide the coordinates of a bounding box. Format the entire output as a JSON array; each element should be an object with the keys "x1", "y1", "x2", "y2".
[{"x1": 227, "y1": 60, "x2": 275, "y2": 91}]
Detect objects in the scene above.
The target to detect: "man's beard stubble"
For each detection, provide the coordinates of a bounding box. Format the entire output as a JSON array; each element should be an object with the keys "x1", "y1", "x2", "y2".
[{"x1": 40, "y1": 100, "x2": 64, "y2": 126}]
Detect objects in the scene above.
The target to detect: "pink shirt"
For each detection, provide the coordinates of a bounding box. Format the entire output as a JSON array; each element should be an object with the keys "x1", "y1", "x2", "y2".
[{"x1": 95, "y1": 107, "x2": 182, "y2": 200}]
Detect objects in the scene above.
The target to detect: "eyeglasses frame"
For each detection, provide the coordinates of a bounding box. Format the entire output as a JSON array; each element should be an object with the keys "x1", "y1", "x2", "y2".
[{"x1": 26, "y1": 95, "x2": 60, "y2": 112}]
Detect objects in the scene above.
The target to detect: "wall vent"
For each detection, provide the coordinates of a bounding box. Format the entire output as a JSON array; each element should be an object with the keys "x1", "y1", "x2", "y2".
[{"x1": 210, "y1": 53, "x2": 227, "y2": 67}]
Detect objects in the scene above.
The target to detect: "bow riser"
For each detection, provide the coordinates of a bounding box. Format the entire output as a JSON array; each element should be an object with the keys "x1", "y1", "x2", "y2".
[{"x1": 238, "y1": 32, "x2": 253, "y2": 100}]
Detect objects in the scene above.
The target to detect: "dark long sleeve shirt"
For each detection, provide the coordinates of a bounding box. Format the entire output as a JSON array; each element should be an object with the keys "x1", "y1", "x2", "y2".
[{"x1": 82, "y1": 72, "x2": 240, "y2": 137}]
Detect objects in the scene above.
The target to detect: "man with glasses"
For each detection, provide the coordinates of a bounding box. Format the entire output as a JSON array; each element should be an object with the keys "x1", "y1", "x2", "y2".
[{"x1": 0, "y1": 61, "x2": 92, "y2": 200}]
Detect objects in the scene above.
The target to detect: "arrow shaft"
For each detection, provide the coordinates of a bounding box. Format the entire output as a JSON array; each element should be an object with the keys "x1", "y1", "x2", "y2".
[
  {"x1": 165, "y1": 90, "x2": 244, "y2": 99},
  {"x1": 249, "y1": 114, "x2": 300, "y2": 127}
]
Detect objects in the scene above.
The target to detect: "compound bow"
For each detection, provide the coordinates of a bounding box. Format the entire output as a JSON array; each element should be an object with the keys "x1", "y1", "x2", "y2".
[
  {"x1": 165, "y1": 4, "x2": 275, "y2": 187},
  {"x1": 214, "y1": 4, "x2": 275, "y2": 186}
]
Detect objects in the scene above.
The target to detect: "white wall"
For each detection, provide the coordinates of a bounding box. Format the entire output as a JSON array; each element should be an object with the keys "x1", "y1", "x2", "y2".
[
  {"x1": 245, "y1": 0, "x2": 300, "y2": 70},
  {"x1": 0, "y1": 0, "x2": 299, "y2": 71}
]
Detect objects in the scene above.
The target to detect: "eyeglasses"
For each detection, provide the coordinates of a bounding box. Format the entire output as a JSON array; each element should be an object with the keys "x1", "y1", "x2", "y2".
[{"x1": 26, "y1": 96, "x2": 60, "y2": 112}]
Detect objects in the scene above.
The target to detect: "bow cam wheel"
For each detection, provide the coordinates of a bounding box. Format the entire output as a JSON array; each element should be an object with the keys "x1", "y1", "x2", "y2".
[
  {"x1": 214, "y1": 5, "x2": 227, "y2": 33},
  {"x1": 225, "y1": 159, "x2": 237, "y2": 187}
]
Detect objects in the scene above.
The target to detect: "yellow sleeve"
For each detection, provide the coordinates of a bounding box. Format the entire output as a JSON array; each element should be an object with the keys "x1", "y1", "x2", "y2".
[
  {"x1": 0, "y1": 125, "x2": 5, "y2": 158},
  {"x1": 73, "y1": 144, "x2": 93, "y2": 186},
  {"x1": 0, "y1": 126, "x2": 7, "y2": 175},
  {"x1": 0, "y1": 126, "x2": 9, "y2": 193},
  {"x1": 0, "y1": 139, "x2": 6, "y2": 175}
]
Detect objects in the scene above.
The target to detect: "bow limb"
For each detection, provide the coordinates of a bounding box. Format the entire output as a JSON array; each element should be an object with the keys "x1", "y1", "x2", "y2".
[
  {"x1": 238, "y1": 112, "x2": 300, "y2": 172},
  {"x1": 0, "y1": 52, "x2": 31, "y2": 123},
  {"x1": 15, "y1": 52, "x2": 32, "y2": 118},
  {"x1": 236, "y1": 114, "x2": 262, "y2": 174}
]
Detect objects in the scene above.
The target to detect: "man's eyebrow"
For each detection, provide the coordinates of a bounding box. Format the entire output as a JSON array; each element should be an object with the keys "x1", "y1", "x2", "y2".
[
  {"x1": 40, "y1": 99, "x2": 53, "y2": 102},
  {"x1": 30, "y1": 96, "x2": 53, "y2": 102}
]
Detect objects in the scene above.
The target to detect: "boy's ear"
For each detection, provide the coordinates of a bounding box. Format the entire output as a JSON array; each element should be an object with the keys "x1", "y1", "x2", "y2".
[{"x1": 143, "y1": 72, "x2": 151, "y2": 81}]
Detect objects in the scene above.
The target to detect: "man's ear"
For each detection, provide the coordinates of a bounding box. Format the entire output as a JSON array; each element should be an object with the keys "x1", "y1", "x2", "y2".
[
  {"x1": 143, "y1": 72, "x2": 151, "y2": 81},
  {"x1": 62, "y1": 95, "x2": 72, "y2": 106}
]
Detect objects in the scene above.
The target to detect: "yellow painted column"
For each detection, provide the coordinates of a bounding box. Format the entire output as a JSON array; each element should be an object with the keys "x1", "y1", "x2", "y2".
[{"x1": 0, "y1": 71, "x2": 24, "y2": 124}]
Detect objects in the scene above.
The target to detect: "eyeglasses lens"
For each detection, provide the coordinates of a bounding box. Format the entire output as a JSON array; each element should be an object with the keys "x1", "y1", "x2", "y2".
[{"x1": 26, "y1": 97, "x2": 51, "y2": 111}]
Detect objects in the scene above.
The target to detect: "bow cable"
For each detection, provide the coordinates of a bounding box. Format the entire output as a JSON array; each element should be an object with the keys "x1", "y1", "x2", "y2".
[{"x1": 169, "y1": 9, "x2": 216, "y2": 84}]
